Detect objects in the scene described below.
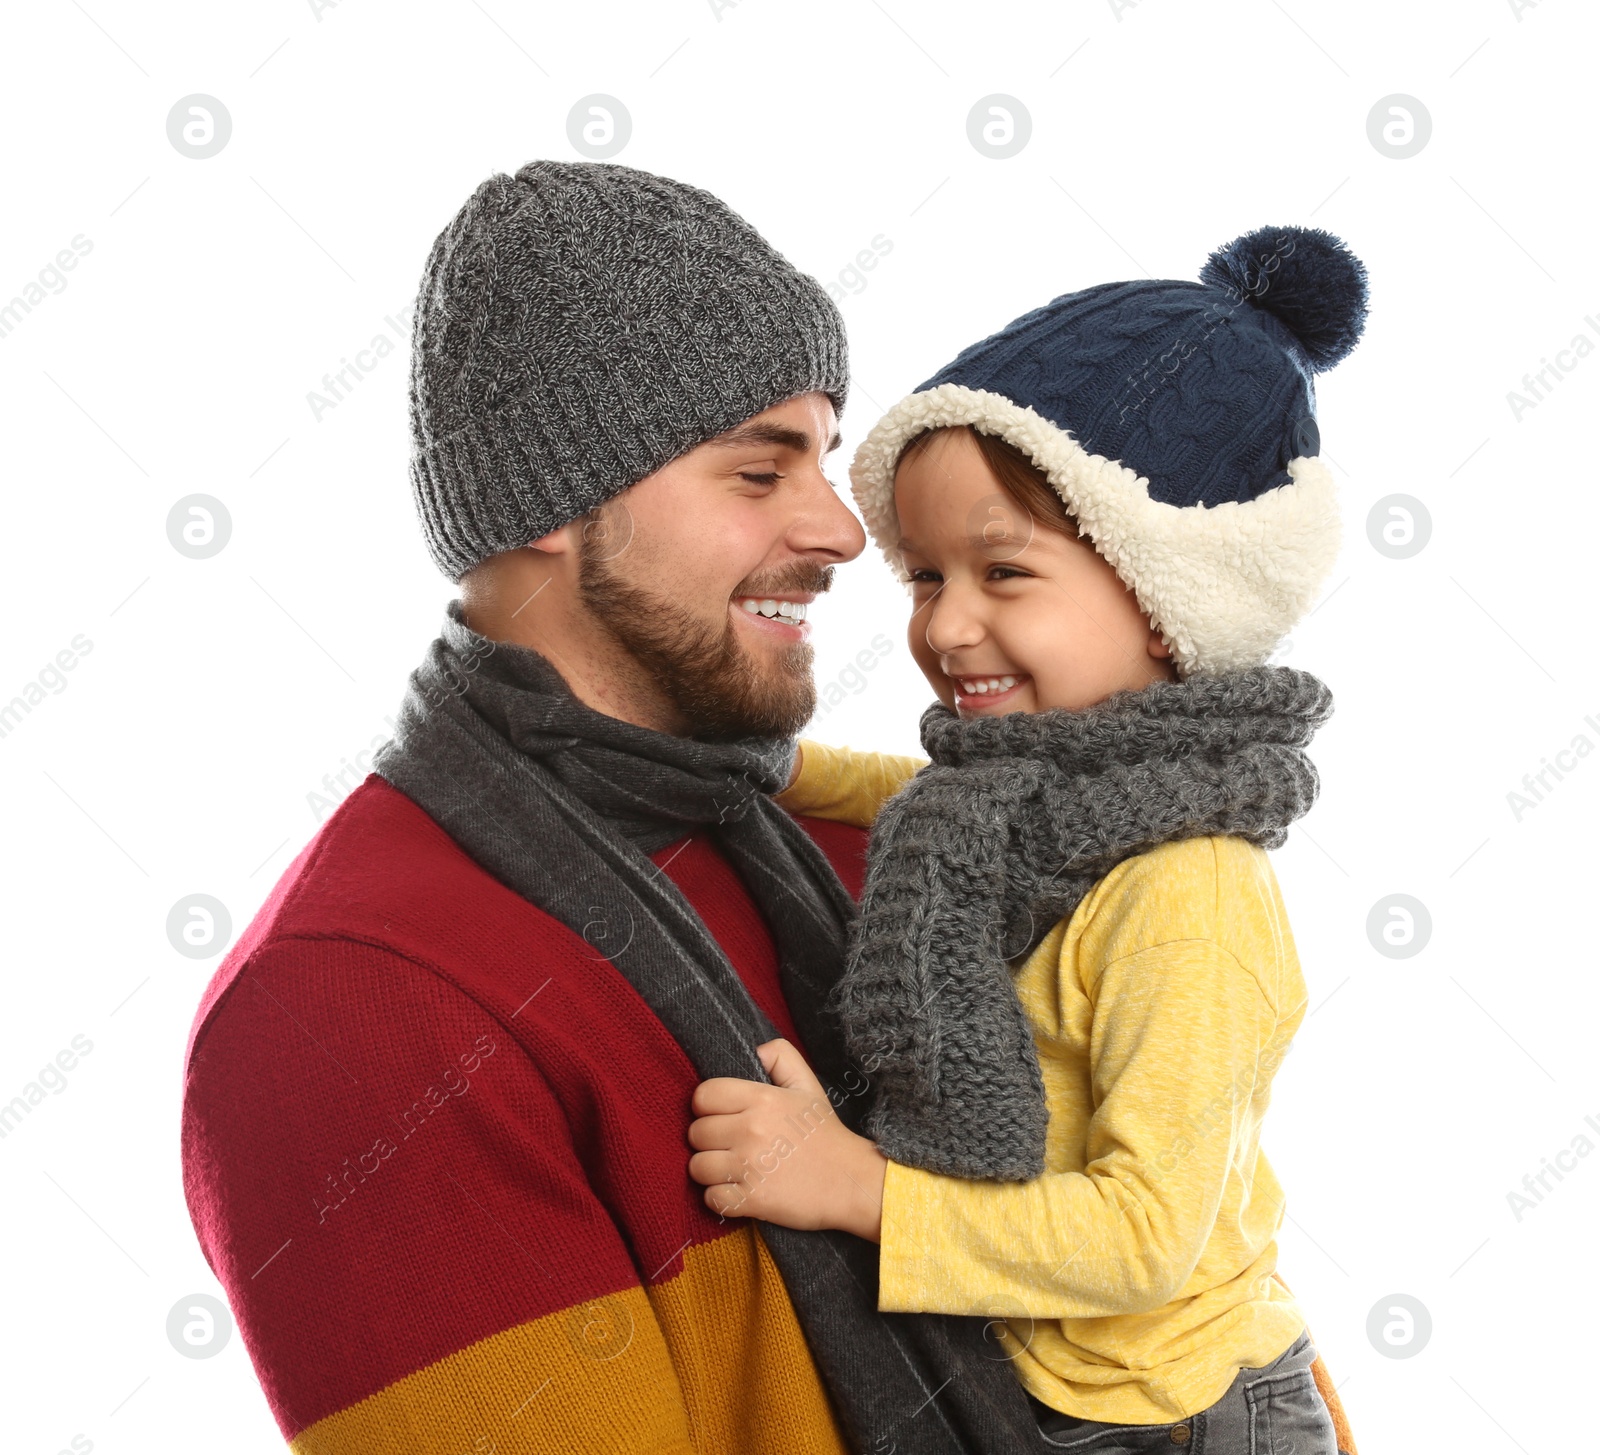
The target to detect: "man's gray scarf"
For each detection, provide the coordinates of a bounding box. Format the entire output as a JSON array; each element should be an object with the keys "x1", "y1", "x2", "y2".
[
  {"x1": 372, "y1": 602, "x2": 1050, "y2": 1455},
  {"x1": 833, "y1": 666, "x2": 1334, "y2": 1183}
]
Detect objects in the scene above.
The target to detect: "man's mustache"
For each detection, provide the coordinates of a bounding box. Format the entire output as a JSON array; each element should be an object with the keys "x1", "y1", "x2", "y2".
[{"x1": 732, "y1": 562, "x2": 835, "y2": 599}]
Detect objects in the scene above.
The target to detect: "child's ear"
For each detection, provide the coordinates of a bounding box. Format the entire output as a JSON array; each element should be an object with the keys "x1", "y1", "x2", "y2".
[{"x1": 1147, "y1": 629, "x2": 1172, "y2": 660}]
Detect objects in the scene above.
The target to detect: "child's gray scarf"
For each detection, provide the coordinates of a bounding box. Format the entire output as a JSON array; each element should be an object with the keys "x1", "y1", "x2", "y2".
[{"x1": 832, "y1": 666, "x2": 1334, "y2": 1182}]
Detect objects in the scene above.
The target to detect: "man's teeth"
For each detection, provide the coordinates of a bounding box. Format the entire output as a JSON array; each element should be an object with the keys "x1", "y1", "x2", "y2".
[
  {"x1": 957, "y1": 675, "x2": 1018, "y2": 695},
  {"x1": 739, "y1": 598, "x2": 808, "y2": 622}
]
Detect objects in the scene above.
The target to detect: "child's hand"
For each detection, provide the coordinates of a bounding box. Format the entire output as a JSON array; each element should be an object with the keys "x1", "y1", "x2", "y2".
[{"x1": 688, "y1": 1038, "x2": 887, "y2": 1242}]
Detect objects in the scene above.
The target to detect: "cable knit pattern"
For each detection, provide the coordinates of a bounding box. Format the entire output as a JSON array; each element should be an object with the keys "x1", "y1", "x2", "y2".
[
  {"x1": 407, "y1": 161, "x2": 849, "y2": 580},
  {"x1": 831, "y1": 666, "x2": 1335, "y2": 1181},
  {"x1": 850, "y1": 227, "x2": 1369, "y2": 677},
  {"x1": 913, "y1": 228, "x2": 1367, "y2": 511}
]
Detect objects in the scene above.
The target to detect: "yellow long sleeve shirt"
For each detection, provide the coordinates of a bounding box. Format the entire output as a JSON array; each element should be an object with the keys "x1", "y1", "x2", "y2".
[{"x1": 776, "y1": 740, "x2": 1310, "y2": 1424}]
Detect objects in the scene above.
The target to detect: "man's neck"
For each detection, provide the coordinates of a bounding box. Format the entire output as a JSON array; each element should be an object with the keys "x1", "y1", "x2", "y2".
[{"x1": 459, "y1": 591, "x2": 690, "y2": 737}]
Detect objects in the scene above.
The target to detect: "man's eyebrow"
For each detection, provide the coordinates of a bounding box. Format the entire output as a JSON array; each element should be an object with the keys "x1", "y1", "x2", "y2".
[{"x1": 707, "y1": 422, "x2": 814, "y2": 453}]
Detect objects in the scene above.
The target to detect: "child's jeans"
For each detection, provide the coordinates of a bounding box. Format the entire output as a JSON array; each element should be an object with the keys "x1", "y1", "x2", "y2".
[{"x1": 1024, "y1": 1329, "x2": 1341, "y2": 1453}]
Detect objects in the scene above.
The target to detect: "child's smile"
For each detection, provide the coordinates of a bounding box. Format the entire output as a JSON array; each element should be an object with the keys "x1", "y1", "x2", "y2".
[
  {"x1": 892, "y1": 427, "x2": 1176, "y2": 718},
  {"x1": 949, "y1": 671, "x2": 1029, "y2": 713}
]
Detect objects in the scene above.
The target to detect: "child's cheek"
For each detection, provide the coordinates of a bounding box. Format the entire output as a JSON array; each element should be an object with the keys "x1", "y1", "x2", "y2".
[{"x1": 904, "y1": 610, "x2": 948, "y2": 703}]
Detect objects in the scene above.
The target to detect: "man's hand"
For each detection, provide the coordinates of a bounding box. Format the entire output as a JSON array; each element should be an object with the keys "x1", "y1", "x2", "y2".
[{"x1": 688, "y1": 1038, "x2": 887, "y2": 1242}]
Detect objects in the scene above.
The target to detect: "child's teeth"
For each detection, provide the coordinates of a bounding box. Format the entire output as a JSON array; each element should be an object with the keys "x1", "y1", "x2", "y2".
[{"x1": 958, "y1": 675, "x2": 1019, "y2": 696}]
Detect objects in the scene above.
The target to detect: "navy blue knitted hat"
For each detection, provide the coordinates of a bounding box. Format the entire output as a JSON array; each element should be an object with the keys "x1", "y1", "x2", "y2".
[{"x1": 851, "y1": 225, "x2": 1369, "y2": 675}]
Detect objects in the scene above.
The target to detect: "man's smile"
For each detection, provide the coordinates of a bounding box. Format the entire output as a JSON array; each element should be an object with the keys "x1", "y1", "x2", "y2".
[{"x1": 731, "y1": 593, "x2": 814, "y2": 641}]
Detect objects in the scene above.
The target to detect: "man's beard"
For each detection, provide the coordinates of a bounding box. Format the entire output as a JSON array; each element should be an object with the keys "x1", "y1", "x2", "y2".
[{"x1": 577, "y1": 536, "x2": 829, "y2": 741}]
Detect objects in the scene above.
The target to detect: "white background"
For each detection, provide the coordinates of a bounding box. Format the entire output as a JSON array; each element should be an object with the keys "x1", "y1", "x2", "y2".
[{"x1": 2, "y1": 1, "x2": 1596, "y2": 1451}]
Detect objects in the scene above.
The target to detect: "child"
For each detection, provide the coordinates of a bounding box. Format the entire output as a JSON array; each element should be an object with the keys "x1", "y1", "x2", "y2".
[{"x1": 688, "y1": 226, "x2": 1366, "y2": 1452}]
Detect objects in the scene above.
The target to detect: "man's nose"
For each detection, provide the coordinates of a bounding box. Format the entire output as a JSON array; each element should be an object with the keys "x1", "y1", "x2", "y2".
[{"x1": 786, "y1": 468, "x2": 867, "y2": 564}]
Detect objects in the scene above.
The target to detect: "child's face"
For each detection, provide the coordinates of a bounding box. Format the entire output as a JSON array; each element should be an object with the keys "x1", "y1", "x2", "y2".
[{"x1": 894, "y1": 429, "x2": 1176, "y2": 717}]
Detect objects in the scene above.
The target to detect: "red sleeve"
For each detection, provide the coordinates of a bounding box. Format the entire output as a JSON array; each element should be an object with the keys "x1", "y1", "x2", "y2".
[{"x1": 181, "y1": 936, "x2": 696, "y2": 1453}]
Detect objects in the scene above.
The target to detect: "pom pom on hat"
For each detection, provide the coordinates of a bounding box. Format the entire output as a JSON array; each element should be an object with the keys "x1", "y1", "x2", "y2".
[{"x1": 1199, "y1": 225, "x2": 1369, "y2": 373}]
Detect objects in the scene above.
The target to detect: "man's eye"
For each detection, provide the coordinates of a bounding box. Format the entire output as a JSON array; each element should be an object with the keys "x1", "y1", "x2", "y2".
[{"x1": 740, "y1": 471, "x2": 781, "y2": 485}]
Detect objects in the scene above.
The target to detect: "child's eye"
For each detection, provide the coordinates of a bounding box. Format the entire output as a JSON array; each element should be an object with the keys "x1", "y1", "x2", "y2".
[
  {"x1": 906, "y1": 568, "x2": 942, "y2": 584},
  {"x1": 988, "y1": 565, "x2": 1030, "y2": 580}
]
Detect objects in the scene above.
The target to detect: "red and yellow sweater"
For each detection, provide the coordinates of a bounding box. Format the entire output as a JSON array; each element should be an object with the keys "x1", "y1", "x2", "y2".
[{"x1": 181, "y1": 775, "x2": 859, "y2": 1453}]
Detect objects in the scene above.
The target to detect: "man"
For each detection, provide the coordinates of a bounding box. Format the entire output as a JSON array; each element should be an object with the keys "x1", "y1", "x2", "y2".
[{"x1": 181, "y1": 162, "x2": 1044, "y2": 1453}]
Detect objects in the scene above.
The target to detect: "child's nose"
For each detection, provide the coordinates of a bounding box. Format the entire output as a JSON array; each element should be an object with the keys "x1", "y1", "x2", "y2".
[{"x1": 918, "y1": 582, "x2": 986, "y2": 657}]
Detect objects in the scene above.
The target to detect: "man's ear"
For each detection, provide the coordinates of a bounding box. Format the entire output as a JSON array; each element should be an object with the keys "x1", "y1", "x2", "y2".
[{"x1": 528, "y1": 520, "x2": 580, "y2": 556}]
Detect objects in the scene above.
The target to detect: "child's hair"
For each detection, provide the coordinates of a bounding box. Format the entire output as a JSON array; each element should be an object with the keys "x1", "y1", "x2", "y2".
[{"x1": 895, "y1": 426, "x2": 1081, "y2": 540}]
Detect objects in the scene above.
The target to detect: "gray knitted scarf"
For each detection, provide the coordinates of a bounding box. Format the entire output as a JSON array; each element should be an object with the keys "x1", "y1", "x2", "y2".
[
  {"x1": 832, "y1": 666, "x2": 1334, "y2": 1182},
  {"x1": 372, "y1": 602, "x2": 1054, "y2": 1455}
]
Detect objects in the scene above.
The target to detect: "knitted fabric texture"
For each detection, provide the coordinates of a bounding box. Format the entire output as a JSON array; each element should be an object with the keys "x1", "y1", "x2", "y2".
[
  {"x1": 848, "y1": 228, "x2": 1368, "y2": 677},
  {"x1": 832, "y1": 666, "x2": 1335, "y2": 1182},
  {"x1": 407, "y1": 161, "x2": 850, "y2": 580},
  {"x1": 372, "y1": 602, "x2": 1054, "y2": 1453},
  {"x1": 916, "y1": 227, "x2": 1368, "y2": 509}
]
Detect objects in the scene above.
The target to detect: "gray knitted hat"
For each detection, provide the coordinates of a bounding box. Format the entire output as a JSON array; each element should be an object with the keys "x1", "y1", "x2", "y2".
[{"x1": 406, "y1": 160, "x2": 850, "y2": 580}]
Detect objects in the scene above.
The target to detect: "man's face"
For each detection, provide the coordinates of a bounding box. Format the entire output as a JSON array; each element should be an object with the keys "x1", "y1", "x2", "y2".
[{"x1": 576, "y1": 392, "x2": 865, "y2": 740}]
